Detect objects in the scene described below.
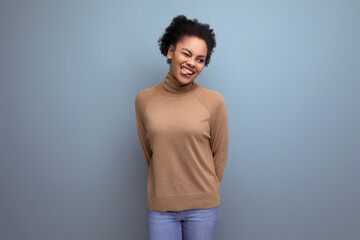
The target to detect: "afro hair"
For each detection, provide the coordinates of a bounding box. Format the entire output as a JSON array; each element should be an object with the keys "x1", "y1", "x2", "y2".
[{"x1": 158, "y1": 15, "x2": 216, "y2": 67}]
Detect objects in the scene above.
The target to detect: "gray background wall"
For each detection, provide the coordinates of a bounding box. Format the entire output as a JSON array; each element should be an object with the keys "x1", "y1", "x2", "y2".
[{"x1": 1, "y1": 0, "x2": 359, "y2": 239}]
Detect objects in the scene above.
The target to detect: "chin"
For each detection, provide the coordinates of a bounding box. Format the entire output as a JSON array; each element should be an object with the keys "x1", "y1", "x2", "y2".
[{"x1": 179, "y1": 76, "x2": 193, "y2": 84}]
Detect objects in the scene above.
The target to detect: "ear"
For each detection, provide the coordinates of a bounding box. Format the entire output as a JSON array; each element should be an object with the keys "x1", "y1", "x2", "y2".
[{"x1": 166, "y1": 44, "x2": 174, "y2": 60}]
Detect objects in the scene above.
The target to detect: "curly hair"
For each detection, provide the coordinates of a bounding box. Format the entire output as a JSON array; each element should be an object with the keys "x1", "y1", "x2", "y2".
[{"x1": 158, "y1": 15, "x2": 216, "y2": 67}]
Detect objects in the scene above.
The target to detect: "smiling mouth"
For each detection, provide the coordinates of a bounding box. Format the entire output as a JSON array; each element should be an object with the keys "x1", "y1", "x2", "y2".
[{"x1": 180, "y1": 66, "x2": 194, "y2": 76}]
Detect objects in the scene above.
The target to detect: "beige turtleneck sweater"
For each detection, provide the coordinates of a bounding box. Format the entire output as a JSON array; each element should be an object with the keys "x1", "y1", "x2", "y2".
[{"x1": 135, "y1": 71, "x2": 229, "y2": 212}]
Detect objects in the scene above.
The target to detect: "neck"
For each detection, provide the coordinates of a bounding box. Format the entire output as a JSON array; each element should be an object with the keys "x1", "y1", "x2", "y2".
[{"x1": 163, "y1": 71, "x2": 195, "y2": 94}]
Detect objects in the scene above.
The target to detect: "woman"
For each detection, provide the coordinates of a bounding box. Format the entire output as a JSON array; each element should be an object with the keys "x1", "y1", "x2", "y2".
[{"x1": 135, "y1": 15, "x2": 229, "y2": 240}]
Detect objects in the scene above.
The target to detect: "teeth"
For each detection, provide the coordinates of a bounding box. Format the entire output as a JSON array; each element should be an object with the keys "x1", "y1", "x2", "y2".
[{"x1": 183, "y1": 67, "x2": 194, "y2": 75}]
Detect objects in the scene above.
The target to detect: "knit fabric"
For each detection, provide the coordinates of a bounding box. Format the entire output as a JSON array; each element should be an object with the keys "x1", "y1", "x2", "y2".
[{"x1": 135, "y1": 71, "x2": 229, "y2": 212}]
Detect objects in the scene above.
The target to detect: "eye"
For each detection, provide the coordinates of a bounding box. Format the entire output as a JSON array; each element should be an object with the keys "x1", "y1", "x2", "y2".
[
  {"x1": 198, "y1": 59, "x2": 204, "y2": 63},
  {"x1": 183, "y1": 53, "x2": 190, "y2": 56}
]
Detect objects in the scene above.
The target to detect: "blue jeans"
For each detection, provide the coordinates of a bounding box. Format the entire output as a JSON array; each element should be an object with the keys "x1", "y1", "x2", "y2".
[{"x1": 147, "y1": 205, "x2": 221, "y2": 240}]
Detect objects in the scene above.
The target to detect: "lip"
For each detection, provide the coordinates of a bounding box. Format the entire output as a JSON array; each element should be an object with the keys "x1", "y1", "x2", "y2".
[{"x1": 181, "y1": 66, "x2": 195, "y2": 74}]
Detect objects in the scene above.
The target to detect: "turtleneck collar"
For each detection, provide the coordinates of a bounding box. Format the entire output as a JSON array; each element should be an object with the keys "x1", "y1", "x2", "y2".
[{"x1": 163, "y1": 71, "x2": 196, "y2": 94}]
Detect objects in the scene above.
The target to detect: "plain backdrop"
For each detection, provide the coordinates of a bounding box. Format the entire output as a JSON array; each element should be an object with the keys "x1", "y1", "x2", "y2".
[{"x1": 1, "y1": 0, "x2": 359, "y2": 239}]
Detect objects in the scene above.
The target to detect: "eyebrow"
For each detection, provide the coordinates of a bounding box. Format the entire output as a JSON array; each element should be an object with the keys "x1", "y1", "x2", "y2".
[{"x1": 181, "y1": 48, "x2": 206, "y2": 58}]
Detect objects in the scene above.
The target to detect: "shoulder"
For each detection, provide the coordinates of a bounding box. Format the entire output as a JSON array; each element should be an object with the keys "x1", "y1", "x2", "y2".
[
  {"x1": 196, "y1": 85, "x2": 226, "y2": 106},
  {"x1": 135, "y1": 83, "x2": 162, "y2": 107}
]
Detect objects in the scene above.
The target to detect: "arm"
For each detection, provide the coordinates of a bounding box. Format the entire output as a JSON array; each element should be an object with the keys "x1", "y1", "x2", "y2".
[
  {"x1": 135, "y1": 95, "x2": 152, "y2": 169},
  {"x1": 210, "y1": 94, "x2": 229, "y2": 183}
]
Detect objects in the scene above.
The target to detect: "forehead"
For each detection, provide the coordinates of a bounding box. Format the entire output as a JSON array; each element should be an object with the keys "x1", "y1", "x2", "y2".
[{"x1": 176, "y1": 36, "x2": 207, "y2": 56}]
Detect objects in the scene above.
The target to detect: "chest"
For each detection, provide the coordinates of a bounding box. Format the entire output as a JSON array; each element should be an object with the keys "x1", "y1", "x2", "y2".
[{"x1": 144, "y1": 96, "x2": 211, "y2": 140}]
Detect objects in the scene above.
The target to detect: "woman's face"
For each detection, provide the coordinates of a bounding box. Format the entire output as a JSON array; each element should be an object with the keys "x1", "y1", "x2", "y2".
[{"x1": 167, "y1": 36, "x2": 208, "y2": 85}]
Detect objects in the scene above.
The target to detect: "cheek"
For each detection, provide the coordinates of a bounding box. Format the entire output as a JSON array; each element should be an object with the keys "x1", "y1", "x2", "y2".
[{"x1": 197, "y1": 65, "x2": 205, "y2": 72}]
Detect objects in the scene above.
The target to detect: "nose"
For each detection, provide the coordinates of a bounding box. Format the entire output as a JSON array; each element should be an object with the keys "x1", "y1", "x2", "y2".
[{"x1": 186, "y1": 58, "x2": 195, "y2": 68}]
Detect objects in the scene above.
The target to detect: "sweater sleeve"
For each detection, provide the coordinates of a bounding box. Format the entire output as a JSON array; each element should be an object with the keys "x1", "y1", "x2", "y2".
[
  {"x1": 210, "y1": 94, "x2": 229, "y2": 183},
  {"x1": 135, "y1": 94, "x2": 152, "y2": 169}
]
